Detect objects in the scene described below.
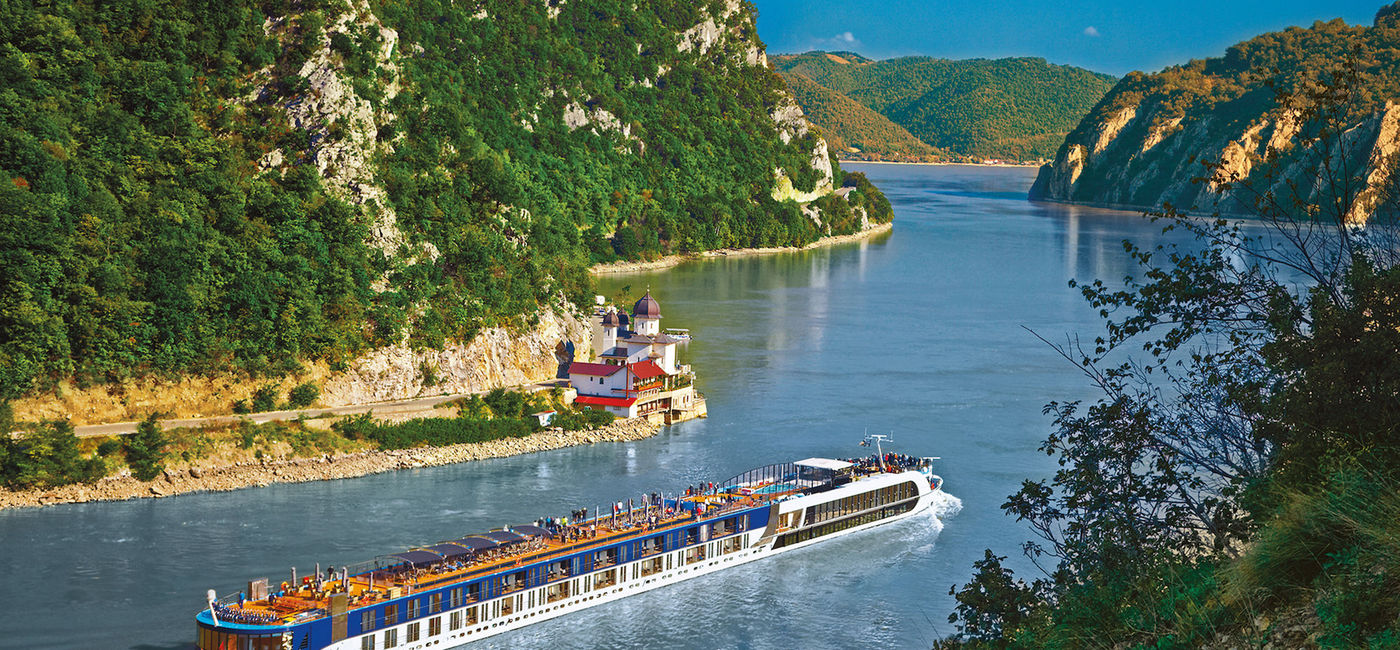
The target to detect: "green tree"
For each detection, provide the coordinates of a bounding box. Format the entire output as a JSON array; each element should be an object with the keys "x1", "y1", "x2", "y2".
[
  {"x1": 945, "y1": 551, "x2": 1048, "y2": 647},
  {"x1": 1, "y1": 419, "x2": 103, "y2": 489},
  {"x1": 124, "y1": 413, "x2": 169, "y2": 482}
]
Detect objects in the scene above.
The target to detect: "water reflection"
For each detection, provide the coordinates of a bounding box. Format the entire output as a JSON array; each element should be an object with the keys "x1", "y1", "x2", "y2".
[{"x1": 1, "y1": 165, "x2": 1207, "y2": 649}]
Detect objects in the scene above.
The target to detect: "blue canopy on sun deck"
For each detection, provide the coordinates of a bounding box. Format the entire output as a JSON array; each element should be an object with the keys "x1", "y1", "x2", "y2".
[
  {"x1": 452, "y1": 536, "x2": 500, "y2": 551},
  {"x1": 423, "y1": 543, "x2": 473, "y2": 559},
  {"x1": 480, "y1": 530, "x2": 528, "y2": 544},
  {"x1": 386, "y1": 550, "x2": 444, "y2": 567},
  {"x1": 510, "y1": 525, "x2": 550, "y2": 537}
]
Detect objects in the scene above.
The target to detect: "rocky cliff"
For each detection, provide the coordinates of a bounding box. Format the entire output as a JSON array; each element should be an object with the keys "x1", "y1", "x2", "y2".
[
  {"x1": 1030, "y1": 11, "x2": 1400, "y2": 223},
  {"x1": 321, "y1": 305, "x2": 588, "y2": 406}
]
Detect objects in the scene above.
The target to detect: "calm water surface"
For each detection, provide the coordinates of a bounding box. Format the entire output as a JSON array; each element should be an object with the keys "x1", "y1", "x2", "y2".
[{"x1": 0, "y1": 165, "x2": 1200, "y2": 648}]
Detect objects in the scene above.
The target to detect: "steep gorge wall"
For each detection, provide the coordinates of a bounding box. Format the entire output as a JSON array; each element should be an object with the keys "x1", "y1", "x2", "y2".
[
  {"x1": 0, "y1": 0, "x2": 858, "y2": 414},
  {"x1": 1030, "y1": 14, "x2": 1400, "y2": 223}
]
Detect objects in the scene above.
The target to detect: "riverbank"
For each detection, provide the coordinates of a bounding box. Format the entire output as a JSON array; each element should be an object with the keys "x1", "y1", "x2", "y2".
[
  {"x1": 844, "y1": 160, "x2": 1042, "y2": 167},
  {"x1": 0, "y1": 417, "x2": 661, "y2": 510},
  {"x1": 590, "y1": 222, "x2": 893, "y2": 275}
]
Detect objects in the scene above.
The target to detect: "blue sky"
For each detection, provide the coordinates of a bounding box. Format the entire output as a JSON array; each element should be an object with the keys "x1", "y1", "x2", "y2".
[{"x1": 751, "y1": 0, "x2": 1385, "y2": 76}]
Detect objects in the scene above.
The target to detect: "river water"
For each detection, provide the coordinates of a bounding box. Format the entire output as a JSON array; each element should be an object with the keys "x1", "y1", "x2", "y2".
[{"x1": 0, "y1": 165, "x2": 1201, "y2": 648}]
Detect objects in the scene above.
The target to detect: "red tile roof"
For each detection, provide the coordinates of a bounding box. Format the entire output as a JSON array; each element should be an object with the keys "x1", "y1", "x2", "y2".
[
  {"x1": 628, "y1": 360, "x2": 667, "y2": 380},
  {"x1": 568, "y1": 362, "x2": 624, "y2": 377},
  {"x1": 574, "y1": 395, "x2": 638, "y2": 408}
]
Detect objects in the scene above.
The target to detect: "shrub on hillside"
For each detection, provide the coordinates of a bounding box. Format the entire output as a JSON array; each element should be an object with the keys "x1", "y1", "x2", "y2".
[
  {"x1": 287, "y1": 382, "x2": 319, "y2": 408},
  {"x1": 251, "y1": 385, "x2": 279, "y2": 412},
  {"x1": 551, "y1": 407, "x2": 615, "y2": 431},
  {"x1": 332, "y1": 414, "x2": 534, "y2": 450}
]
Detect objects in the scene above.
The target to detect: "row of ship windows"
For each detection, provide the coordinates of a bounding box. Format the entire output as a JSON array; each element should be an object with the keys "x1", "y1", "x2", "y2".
[
  {"x1": 197, "y1": 629, "x2": 284, "y2": 650},
  {"x1": 359, "y1": 516, "x2": 749, "y2": 631},
  {"x1": 778, "y1": 501, "x2": 917, "y2": 549},
  {"x1": 358, "y1": 537, "x2": 749, "y2": 649},
  {"x1": 805, "y1": 481, "x2": 918, "y2": 526}
]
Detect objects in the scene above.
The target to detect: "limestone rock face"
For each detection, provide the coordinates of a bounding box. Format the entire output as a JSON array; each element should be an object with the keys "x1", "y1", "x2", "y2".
[
  {"x1": 251, "y1": 0, "x2": 406, "y2": 255},
  {"x1": 321, "y1": 307, "x2": 591, "y2": 406},
  {"x1": 1031, "y1": 24, "x2": 1400, "y2": 225},
  {"x1": 769, "y1": 99, "x2": 835, "y2": 204}
]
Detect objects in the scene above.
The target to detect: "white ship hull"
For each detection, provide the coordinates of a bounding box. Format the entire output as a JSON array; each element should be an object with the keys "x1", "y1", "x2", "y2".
[{"x1": 327, "y1": 470, "x2": 939, "y2": 649}]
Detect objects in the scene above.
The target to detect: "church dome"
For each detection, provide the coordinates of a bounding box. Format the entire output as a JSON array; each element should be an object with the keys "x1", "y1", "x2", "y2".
[
  {"x1": 602, "y1": 309, "x2": 620, "y2": 327},
  {"x1": 632, "y1": 291, "x2": 661, "y2": 319}
]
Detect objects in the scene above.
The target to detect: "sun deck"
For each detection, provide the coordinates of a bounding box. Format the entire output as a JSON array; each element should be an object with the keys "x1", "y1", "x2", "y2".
[{"x1": 214, "y1": 495, "x2": 770, "y2": 626}]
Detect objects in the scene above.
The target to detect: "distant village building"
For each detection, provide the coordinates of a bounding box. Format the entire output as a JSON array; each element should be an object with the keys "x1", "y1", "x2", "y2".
[{"x1": 568, "y1": 291, "x2": 706, "y2": 422}]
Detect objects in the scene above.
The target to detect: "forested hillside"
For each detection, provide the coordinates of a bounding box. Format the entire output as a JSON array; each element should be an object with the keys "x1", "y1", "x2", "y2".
[
  {"x1": 773, "y1": 52, "x2": 1116, "y2": 160},
  {"x1": 0, "y1": 0, "x2": 886, "y2": 403},
  {"x1": 779, "y1": 68, "x2": 940, "y2": 160},
  {"x1": 1030, "y1": 10, "x2": 1400, "y2": 220}
]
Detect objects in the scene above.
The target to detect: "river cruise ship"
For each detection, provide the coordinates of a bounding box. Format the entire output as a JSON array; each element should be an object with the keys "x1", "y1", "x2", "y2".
[{"x1": 195, "y1": 449, "x2": 943, "y2": 649}]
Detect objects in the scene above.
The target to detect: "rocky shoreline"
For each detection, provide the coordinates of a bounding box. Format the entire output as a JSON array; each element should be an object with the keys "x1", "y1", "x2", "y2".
[
  {"x1": 0, "y1": 417, "x2": 662, "y2": 510},
  {"x1": 590, "y1": 222, "x2": 893, "y2": 275}
]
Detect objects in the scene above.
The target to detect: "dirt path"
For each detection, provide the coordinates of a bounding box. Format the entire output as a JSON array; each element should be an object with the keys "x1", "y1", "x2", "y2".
[{"x1": 73, "y1": 379, "x2": 564, "y2": 437}]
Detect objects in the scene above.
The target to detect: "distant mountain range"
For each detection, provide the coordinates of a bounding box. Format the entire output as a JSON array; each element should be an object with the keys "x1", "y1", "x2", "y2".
[{"x1": 774, "y1": 51, "x2": 1117, "y2": 162}]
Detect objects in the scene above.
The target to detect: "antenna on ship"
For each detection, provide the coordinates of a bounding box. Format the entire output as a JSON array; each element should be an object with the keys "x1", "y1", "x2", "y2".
[{"x1": 860, "y1": 433, "x2": 894, "y2": 471}]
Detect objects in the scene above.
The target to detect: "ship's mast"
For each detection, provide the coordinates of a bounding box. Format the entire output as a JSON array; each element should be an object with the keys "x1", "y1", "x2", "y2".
[{"x1": 861, "y1": 433, "x2": 893, "y2": 470}]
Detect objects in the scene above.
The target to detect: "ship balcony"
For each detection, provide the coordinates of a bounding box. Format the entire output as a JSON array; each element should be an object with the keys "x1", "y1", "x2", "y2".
[
  {"x1": 546, "y1": 560, "x2": 571, "y2": 582},
  {"x1": 592, "y1": 568, "x2": 617, "y2": 589},
  {"x1": 639, "y1": 558, "x2": 664, "y2": 577},
  {"x1": 545, "y1": 582, "x2": 572, "y2": 603}
]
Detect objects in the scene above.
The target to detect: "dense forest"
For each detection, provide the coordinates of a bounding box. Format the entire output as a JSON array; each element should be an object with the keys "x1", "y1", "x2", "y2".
[
  {"x1": 779, "y1": 67, "x2": 941, "y2": 160},
  {"x1": 941, "y1": 12, "x2": 1400, "y2": 647},
  {"x1": 0, "y1": 0, "x2": 887, "y2": 403},
  {"x1": 773, "y1": 52, "x2": 1116, "y2": 160},
  {"x1": 1031, "y1": 8, "x2": 1400, "y2": 215}
]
